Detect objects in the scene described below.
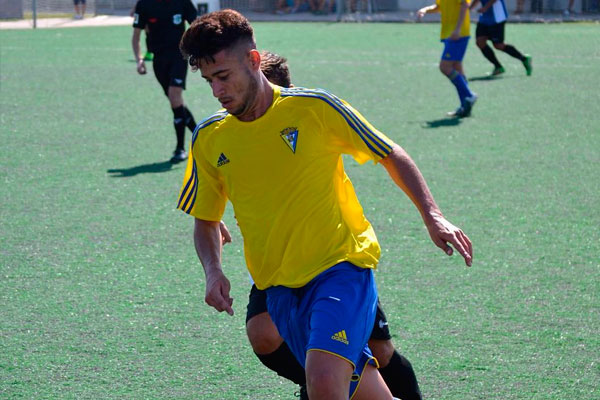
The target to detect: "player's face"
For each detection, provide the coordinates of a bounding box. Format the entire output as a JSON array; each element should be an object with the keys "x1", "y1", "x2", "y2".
[{"x1": 199, "y1": 48, "x2": 258, "y2": 118}]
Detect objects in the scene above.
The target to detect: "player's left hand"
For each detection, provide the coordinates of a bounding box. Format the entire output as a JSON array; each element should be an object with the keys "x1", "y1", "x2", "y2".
[
  {"x1": 477, "y1": 7, "x2": 485, "y2": 13},
  {"x1": 425, "y1": 212, "x2": 473, "y2": 266},
  {"x1": 137, "y1": 59, "x2": 147, "y2": 75},
  {"x1": 449, "y1": 31, "x2": 461, "y2": 41},
  {"x1": 219, "y1": 221, "x2": 232, "y2": 245}
]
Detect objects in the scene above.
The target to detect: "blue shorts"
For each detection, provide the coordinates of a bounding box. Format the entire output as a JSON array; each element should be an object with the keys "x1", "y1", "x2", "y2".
[
  {"x1": 266, "y1": 262, "x2": 379, "y2": 397},
  {"x1": 441, "y1": 36, "x2": 470, "y2": 61}
]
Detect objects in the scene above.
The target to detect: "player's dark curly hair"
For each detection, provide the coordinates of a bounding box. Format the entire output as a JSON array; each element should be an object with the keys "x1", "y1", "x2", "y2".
[
  {"x1": 180, "y1": 9, "x2": 255, "y2": 68},
  {"x1": 260, "y1": 51, "x2": 291, "y2": 88}
]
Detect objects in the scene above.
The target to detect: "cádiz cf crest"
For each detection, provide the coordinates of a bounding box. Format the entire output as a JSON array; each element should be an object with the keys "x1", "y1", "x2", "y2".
[
  {"x1": 280, "y1": 127, "x2": 298, "y2": 154},
  {"x1": 173, "y1": 14, "x2": 182, "y2": 24}
]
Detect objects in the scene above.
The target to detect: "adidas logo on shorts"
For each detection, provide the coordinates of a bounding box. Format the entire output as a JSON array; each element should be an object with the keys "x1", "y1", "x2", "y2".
[{"x1": 331, "y1": 330, "x2": 349, "y2": 345}]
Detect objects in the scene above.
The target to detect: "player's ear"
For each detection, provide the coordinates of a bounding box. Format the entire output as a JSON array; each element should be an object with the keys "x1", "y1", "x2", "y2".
[{"x1": 248, "y1": 49, "x2": 261, "y2": 71}]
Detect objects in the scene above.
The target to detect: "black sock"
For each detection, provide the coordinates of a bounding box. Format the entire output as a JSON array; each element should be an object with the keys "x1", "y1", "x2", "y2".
[
  {"x1": 255, "y1": 342, "x2": 306, "y2": 386},
  {"x1": 480, "y1": 45, "x2": 502, "y2": 69},
  {"x1": 379, "y1": 351, "x2": 423, "y2": 400},
  {"x1": 184, "y1": 106, "x2": 197, "y2": 132},
  {"x1": 172, "y1": 105, "x2": 186, "y2": 150},
  {"x1": 501, "y1": 44, "x2": 526, "y2": 62}
]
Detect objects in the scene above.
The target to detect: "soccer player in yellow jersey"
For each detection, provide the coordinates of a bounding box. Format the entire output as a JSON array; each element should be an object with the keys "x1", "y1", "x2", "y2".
[
  {"x1": 178, "y1": 10, "x2": 473, "y2": 400},
  {"x1": 244, "y1": 50, "x2": 422, "y2": 400},
  {"x1": 417, "y1": 0, "x2": 478, "y2": 118}
]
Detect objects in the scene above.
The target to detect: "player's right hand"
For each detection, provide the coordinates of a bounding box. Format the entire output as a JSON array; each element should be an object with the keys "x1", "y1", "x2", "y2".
[
  {"x1": 416, "y1": 8, "x2": 426, "y2": 19},
  {"x1": 137, "y1": 60, "x2": 146, "y2": 75},
  {"x1": 205, "y1": 270, "x2": 234, "y2": 316}
]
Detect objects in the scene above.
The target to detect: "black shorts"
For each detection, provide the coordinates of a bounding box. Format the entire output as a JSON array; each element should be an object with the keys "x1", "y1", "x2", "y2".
[
  {"x1": 475, "y1": 21, "x2": 505, "y2": 44},
  {"x1": 152, "y1": 52, "x2": 188, "y2": 96},
  {"x1": 246, "y1": 284, "x2": 392, "y2": 341},
  {"x1": 73, "y1": 0, "x2": 86, "y2": 4}
]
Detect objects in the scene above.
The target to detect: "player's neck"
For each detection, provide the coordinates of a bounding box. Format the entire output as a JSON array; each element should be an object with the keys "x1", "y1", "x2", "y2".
[{"x1": 236, "y1": 78, "x2": 274, "y2": 122}]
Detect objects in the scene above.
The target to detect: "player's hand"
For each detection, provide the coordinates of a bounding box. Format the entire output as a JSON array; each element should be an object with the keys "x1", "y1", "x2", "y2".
[
  {"x1": 425, "y1": 212, "x2": 473, "y2": 266},
  {"x1": 416, "y1": 8, "x2": 427, "y2": 19},
  {"x1": 205, "y1": 270, "x2": 234, "y2": 315},
  {"x1": 219, "y1": 221, "x2": 232, "y2": 245},
  {"x1": 137, "y1": 59, "x2": 146, "y2": 75},
  {"x1": 449, "y1": 31, "x2": 461, "y2": 41},
  {"x1": 477, "y1": 7, "x2": 485, "y2": 13}
]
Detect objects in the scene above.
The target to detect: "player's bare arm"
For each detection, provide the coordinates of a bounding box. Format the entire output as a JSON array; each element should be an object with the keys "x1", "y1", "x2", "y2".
[
  {"x1": 477, "y1": 0, "x2": 498, "y2": 13},
  {"x1": 451, "y1": 0, "x2": 470, "y2": 40},
  {"x1": 416, "y1": 3, "x2": 439, "y2": 19},
  {"x1": 131, "y1": 28, "x2": 146, "y2": 75},
  {"x1": 194, "y1": 218, "x2": 234, "y2": 315},
  {"x1": 469, "y1": 0, "x2": 480, "y2": 10},
  {"x1": 380, "y1": 145, "x2": 473, "y2": 266}
]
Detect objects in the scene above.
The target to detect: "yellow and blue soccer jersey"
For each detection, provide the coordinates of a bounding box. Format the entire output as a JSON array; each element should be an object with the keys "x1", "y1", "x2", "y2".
[
  {"x1": 177, "y1": 86, "x2": 395, "y2": 290},
  {"x1": 436, "y1": 0, "x2": 471, "y2": 39}
]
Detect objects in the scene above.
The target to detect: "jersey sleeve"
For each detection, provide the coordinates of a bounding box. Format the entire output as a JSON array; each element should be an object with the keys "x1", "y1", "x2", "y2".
[
  {"x1": 183, "y1": 0, "x2": 198, "y2": 24},
  {"x1": 132, "y1": 1, "x2": 146, "y2": 29},
  {"x1": 321, "y1": 94, "x2": 396, "y2": 164},
  {"x1": 176, "y1": 138, "x2": 227, "y2": 221}
]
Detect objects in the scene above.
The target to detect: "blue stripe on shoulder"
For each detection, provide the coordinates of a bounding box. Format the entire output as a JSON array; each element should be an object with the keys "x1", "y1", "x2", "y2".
[
  {"x1": 191, "y1": 111, "x2": 228, "y2": 145},
  {"x1": 280, "y1": 88, "x2": 391, "y2": 158},
  {"x1": 178, "y1": 159, "x2": 198, "y2": 213}
]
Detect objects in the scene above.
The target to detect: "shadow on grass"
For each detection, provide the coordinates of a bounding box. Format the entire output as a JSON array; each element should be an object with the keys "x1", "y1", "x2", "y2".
[
  {"x1": 107, "y1": 161, "x2": 174, "y2": 177},
  {"x1": 422, "y1": 117, "x2": 462, "y2": 128},
  {"x1": 468, "y1": 74, "x2": 499, "y2": 82}
]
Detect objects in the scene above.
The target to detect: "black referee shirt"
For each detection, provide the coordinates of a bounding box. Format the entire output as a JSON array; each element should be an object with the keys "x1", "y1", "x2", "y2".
[{"x1": 133, "y1": 0, "x2": 197, "y2": 55}]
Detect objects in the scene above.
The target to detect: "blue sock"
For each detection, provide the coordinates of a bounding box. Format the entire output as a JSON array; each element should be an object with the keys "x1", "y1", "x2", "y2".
[{"x1": 447, "y1": 70, "x2": 473, "y2": 106}]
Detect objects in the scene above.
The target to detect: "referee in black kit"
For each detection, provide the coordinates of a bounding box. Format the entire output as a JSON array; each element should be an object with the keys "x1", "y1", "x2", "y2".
[{"x1": 131, "y1": 0, "x2": 199, "y2": 163}]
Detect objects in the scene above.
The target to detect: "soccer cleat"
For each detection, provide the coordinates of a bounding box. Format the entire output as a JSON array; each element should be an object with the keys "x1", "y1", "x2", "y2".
[
  {"x1": 447, "y1": 94, "x2": 477, "y2": 118},
  {"x1": 447, "y1": 106, "x2": 468, "y2": 118},
  {"x1": 490, "y1": 66, "x2": 505, "y2": 76},
  {"x1": 143, "y1": 51, "x2": 154, "y2": 61},
  {"x1": 170, "y1": 148, "x2": 188, "y2": 164},
  {"x1": 295, "y1": 385, "x2": 309, "y2": 400},
  {"x1": 523, "y1": 55, "x2": 533, "y2": 76}
]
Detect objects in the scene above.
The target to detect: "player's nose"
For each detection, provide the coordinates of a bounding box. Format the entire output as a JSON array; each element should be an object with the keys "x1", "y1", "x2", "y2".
[{"x1": 211, "y1": 81, "x2": 225, "y2": 98}]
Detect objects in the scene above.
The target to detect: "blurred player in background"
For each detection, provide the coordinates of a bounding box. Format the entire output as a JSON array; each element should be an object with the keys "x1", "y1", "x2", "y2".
[
  {"x1": 73, "y1": 0, "x2": 86, "y2": 19},
  {"x1": 470, "y1": 0, "x2": 532, "y2": 76},
  {"x1": 131, "y1": 0, "x2": 198, "y2": 163},
  {"x1": 417, "y1": 0, "x2": 478, "y2": 118},
  {"x1": 243, "y1": 50, "x2": 423, "y2": 400}
]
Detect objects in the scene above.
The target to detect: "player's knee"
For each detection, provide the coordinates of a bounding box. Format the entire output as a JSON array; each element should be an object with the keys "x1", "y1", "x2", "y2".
[
  {"x1": 439, "y1": 62, "x2": 451, "y2": 75},
  {"x1": 493, "y1": 42, "x2": 505, "y2": 50},
  {"x1": 306, "y1": 370, "x2": 346, "y2": 399},
  {"x1": 368, "y1": 339, "x2": 395, "y2": 368},
  {"x1": 167, "y1": 87, "x2": 184, "y2": 108},
  {"x1": 246, "y1": 313, "x2": 283, "y2": 354},
  {"x1": 476, "y1": 38, "x2": 487, "y2": 48}
]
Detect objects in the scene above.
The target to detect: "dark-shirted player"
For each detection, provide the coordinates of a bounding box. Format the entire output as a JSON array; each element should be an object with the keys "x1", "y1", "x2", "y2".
[
  {"x1": 470, "y1": 0, "x2": 532, "y2": 76},
  {"x1": 131, "y1": 0, "x2": 198, "y2": 163}
]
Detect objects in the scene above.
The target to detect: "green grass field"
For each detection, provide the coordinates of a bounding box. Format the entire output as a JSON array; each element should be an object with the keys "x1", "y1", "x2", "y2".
[{"x1": 1, "y1": 22, "x2": 599, "y2": 399}]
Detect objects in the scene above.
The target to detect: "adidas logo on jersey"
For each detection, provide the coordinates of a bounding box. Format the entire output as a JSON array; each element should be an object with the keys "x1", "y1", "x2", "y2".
[
  {"x1": 331, "y1": 330, "x2": 349, "y2": 345},
  {"x1": 217, "y1": 153, "x2": 230, "y2": 167}
]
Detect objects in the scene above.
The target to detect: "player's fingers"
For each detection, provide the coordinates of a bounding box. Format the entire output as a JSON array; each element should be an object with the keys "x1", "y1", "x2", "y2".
[
  {"x1": 433, "y1": 235, "x2": 453, "y2": 256},
  {"x1": 449, "y1": 232, "x2": 472, "y2": 266}
]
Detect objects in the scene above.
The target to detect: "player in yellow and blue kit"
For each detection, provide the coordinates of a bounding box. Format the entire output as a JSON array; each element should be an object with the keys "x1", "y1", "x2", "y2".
[
  {"x1": 243, "y1": 50, "x2": 423, "y2": 400},
  {"x1": 417, "y1": 0, "x2": 478, "y2": 118},
  {"x1": 178, "y1": 10, "x2": 473, "y2": 400}
]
